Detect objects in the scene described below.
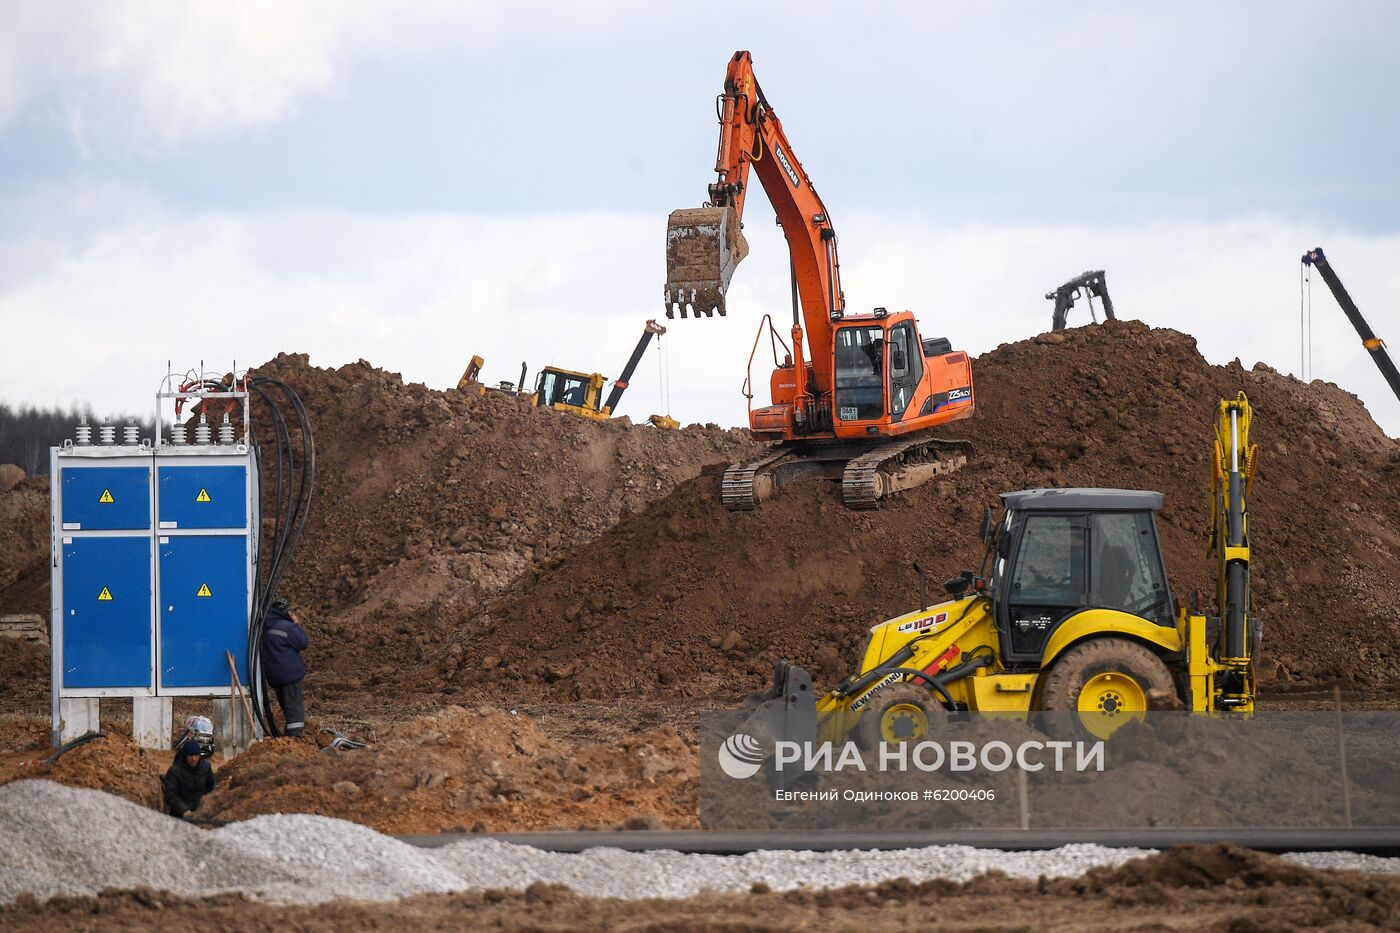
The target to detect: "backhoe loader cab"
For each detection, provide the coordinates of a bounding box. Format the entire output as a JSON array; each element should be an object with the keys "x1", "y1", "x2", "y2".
[{"x1": 989, "y1": 489, "x2": 1175, "y2": 665}]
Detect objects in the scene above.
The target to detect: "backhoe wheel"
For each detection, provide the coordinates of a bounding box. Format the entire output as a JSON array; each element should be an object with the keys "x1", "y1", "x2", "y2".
[
  {"x1": 1038, "y1": 638, "x2": 1175, "y2": 740},
  {"x1": 854, "y1": 683, "x2": 944, "y2": 750}
]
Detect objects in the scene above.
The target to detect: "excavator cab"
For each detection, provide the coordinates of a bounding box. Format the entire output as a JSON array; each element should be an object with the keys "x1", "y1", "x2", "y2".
[
  {"x1": 756, "y1": 310, "x2": 973, "y2": 440},
  {"x1": 830, "y1": 315, "x2": 971, "y2": 428}
]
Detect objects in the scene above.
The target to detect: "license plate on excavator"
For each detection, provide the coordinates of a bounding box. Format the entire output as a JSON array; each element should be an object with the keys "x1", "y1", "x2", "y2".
[{"x1": 664, "y1": 206, "x2": 749, "y2": 318}]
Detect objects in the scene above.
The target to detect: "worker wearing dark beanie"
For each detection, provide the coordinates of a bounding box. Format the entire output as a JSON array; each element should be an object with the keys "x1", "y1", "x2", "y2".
[{"x1": 162, "y1": 738, "x2": 217, "y2": 818}]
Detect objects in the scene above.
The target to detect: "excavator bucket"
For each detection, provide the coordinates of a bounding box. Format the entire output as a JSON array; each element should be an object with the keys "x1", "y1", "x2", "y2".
[{"x1": 664, "y1": 206, "x2": 749, "y2": 318}]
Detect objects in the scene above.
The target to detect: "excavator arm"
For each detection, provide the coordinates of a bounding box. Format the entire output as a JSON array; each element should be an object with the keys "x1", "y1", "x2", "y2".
[{"x1": 665, "y1": 51, "x2": 843, "y2": 399}]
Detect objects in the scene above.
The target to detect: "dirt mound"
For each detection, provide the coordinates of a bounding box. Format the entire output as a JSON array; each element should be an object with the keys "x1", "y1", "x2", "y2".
[
  {"x1": 252, "y1": 353, "x2": 758, "y2": 612},
  {"x1": 0, "y1": 474, "x2": 49, "y2": 615},
  {"x1": 0, "y1": 732, "x2": 164, "y2": 812},
  {"x1": 1081, "y1": 843, "x2": 1317, "y2": 889},
  {"x1": 243, "y1": 354, "x2": 759, "y2": 715},
  {"x1": 463, "y1": 321, "x2": 1400, "y2": 701},
  {"x1": 201, "y1": 705, "x2": 696, "y2": 833},
  {"x1": 4, "y1": 325, "x2": 1397, "y2": 716}
]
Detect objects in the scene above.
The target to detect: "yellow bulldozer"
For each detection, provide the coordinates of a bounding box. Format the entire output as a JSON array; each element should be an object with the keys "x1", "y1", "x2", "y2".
[
  {"x1": 757, "y1": 393, "x2": 1259, "y2": 746},
  {"x1": 459, "y1": 320, "x2": 678, "y2": 427}
]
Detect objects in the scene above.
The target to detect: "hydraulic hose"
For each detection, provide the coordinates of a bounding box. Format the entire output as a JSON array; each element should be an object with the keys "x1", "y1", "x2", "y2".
[
  {"x1": 244, "y1": 376, "x2": 315, "y2": 737},
  {"x1": 887, "y1": 654, "x2": 995, "y2": 711}
]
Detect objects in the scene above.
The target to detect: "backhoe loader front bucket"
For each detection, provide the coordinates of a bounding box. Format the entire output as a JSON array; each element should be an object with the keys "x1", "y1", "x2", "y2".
[{"x1": 664, "y1": 206, "x2": 749, "y2": 318}]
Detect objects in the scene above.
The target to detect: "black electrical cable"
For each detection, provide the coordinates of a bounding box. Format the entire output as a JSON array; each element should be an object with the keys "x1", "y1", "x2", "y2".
[
  {"x1": 249, "y1": 381, "x2": 310, "y2": 734},
  {"x1": 42, "y1": 730, "x2": 106, "y2": 765},
  {"x1": 253, "y1": 379, "x2": 314, "y2": 735},
  {"x1": 243, "y1": 376, "x2": 315, "y2": 737}
]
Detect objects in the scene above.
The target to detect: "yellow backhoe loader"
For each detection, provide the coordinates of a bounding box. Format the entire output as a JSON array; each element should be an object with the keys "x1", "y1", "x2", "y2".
[{"x1": 756, "y1": 392, "x2": 1259, "y2": 746}]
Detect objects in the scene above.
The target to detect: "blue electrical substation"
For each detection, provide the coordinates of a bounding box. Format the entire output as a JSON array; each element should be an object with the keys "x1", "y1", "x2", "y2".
[{"x1": 50, "y1": 368, "x2": 258, "y2": 748}]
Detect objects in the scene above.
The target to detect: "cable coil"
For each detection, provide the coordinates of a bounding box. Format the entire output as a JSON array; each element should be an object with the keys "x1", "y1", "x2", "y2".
[{"x1": 244, "y1": 376, "x2": 316, "y2": 737}]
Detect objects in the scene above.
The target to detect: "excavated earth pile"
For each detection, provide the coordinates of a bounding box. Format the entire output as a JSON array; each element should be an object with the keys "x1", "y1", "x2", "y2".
[
  {"x1": 1, "y1": 323, "x2": 1397, "y2": 717},
  {"x1": 0, "y1": 707, "x2": 697, "y2": 833},
  {"x1": 0, "y1": 356, "x2": 759, "y2": 716},
  {"x1": 461, "y1": 321, "x2": 1400, "y2": 702},
  {"x1": 199, "y1": 705, "x2": 695, "y2": 832},
  {"x1": 248, "y1": 354, "x2": 760, "y2": 716}
]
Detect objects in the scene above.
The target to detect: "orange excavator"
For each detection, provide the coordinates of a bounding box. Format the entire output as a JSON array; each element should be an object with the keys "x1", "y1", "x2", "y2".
[{"x1": 665, "y1": 51, "x2": 976, "y2": 510}]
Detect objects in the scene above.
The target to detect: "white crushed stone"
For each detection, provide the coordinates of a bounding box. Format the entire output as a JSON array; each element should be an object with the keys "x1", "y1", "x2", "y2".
[
  {"x1": 3, "y1": 781, "x2": 1398, "y2": 906},
  {"x1": 432, "y1": 838, "x2": 1153, "y2": 898},
  {"x1": 1282, "y1": 851, "x2": 1400, "y2": 875}
]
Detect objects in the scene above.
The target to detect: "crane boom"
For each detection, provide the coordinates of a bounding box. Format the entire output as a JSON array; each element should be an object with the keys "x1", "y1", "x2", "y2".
[
  {"x1": 1301, "y1": 247, "x2": 1400, "y2": 403},
  {"x1": 602, "y1": 320, "x2": 666, "y2": 415}
]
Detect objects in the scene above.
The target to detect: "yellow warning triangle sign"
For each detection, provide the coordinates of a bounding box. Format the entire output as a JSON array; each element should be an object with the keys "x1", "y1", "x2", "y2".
[
  {"x1": 97, "y1": 587, "x2": 113, "y2": 601},
  {"x1": 98, "y1": 489, "x2": 114, "y2": 503},
  {"x1": 196, "y1": 582, "x2": 212, "y2": 598},
  {"x1": 195, "y1": 488, "x2": 212, "y2": 503}
]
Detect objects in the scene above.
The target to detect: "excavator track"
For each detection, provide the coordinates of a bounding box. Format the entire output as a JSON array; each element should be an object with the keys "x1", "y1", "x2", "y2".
[
  {"x1": 722, "y1": 438, "x2": 973, "y2": 512},
  {"x1": 721, "y1": 449, "x2": 797, "y2": 511},
  {"x1": 842, "y1": 436, "x2": 974, "y2": 511}
]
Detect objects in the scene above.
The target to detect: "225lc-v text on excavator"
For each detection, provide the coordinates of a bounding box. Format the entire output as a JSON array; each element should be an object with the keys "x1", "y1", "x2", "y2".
[{"x1": 665, "y1": 51, "x2": 975, "y2": 510}]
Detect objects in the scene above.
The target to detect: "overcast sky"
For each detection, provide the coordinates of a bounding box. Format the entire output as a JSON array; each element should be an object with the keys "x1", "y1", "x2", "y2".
[{"x1": 1, "y1": 1, "x2": 1396, "y2": 437}]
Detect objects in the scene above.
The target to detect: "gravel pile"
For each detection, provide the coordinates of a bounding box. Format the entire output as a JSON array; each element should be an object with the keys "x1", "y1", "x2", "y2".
[
  {"x1": 1281, "y1": 851, "x2": 1400, "y2": 875},
  {"x1": 3, "y1": 781, "x2": 1397, "y2": 906},
  {"x1": 431, "y1": 839, "x2": 1153, "y2": 898}
]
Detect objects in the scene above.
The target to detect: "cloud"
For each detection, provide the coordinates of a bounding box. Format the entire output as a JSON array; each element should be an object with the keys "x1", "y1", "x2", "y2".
[
  {"x1": 0, "y1": 195, "x2": 1396, "y2": 438},
  {"x1": 0, "y1": 1, "x2": 647, "y2": 151}
]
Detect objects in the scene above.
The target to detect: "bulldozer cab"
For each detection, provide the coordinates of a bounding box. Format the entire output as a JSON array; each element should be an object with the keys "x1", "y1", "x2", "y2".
[
  {"x1": 989, "y1": 489, "x2": 1174, "y2": 666},
  {"x1": 535, "y1": 367, "x2": 605, "y2": 416}
]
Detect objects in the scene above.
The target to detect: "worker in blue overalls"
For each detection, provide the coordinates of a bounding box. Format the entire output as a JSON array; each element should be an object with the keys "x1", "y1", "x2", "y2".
[{"x1": 262, "y1": 596, "x2": 310, "y2": 737}]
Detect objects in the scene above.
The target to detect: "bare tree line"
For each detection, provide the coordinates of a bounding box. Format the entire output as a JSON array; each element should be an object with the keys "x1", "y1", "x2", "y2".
[{"x1": 0, "y1": 404, "x2": 154, "y2": 476}]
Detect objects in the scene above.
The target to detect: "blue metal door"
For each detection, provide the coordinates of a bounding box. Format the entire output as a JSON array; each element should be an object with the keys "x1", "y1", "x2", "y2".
[
  {"x1": 61, "y1": 536, "x2": 152, "y2": 688},
  {"x1": 159, "y1": 536, "x2": 250, "y2": 688},
  {"x1": 61, "y1": 466, "x2": 151, "y2": 530},
  {"x1": 158, "y1": 465, "x2": 247, "y2": 529}
]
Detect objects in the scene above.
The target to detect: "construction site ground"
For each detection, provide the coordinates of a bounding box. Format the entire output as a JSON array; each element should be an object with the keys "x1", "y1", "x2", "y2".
[
  {"x1": 6, "y1": 844, "x2": 1400, "y2": 932},
  {"x1": 2, "y1": 321, "x2": 1398, "y2": 924}
]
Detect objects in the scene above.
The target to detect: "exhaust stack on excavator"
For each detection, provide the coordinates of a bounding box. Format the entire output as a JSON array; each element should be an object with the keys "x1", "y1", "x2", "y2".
[{"x1": 664, "y1": 206, "x2": 749, "y2": 318}]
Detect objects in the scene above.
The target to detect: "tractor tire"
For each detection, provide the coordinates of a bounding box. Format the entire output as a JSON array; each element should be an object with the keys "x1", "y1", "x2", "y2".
[
  {"x1": 1038, "y1": 638, "x2": 1176, "y2": 740},
  {"x1": 854, "y1": 683, "x2": 943, "y2": 750}
]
